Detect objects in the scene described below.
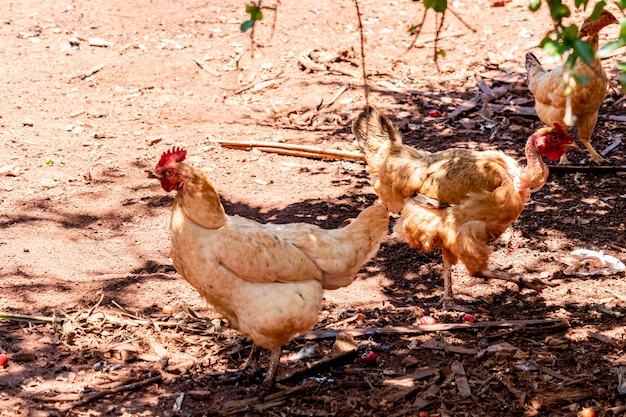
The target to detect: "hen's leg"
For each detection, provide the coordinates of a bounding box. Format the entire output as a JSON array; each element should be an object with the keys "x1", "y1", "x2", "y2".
[
  {"x1": 441, "y1": 254, "x2": 454, "y2": 310},
  {"x1": 242, "y1": 344, "x2": 262, "y2": 376},
  {"x1": 259, "y1": 348, "x2": 281, "y2": 392},
  {"x1": 478, "y1": 269, "x2": 557, "y2": 291},
  {"x1": 578, "y1": 114, "x2": 604, "y2": 164}
]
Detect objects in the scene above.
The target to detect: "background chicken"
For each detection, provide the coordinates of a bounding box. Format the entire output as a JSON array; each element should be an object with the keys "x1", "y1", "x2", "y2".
[
  {"x1": 526, "y1": 10, "x2": 618, "y2": 164},
  {"x1": 154, "y1": 147, "x2": 388, "y2": 391},
  {"x1": 353, "y1": 106, "x2": 573, "y2": 309}
]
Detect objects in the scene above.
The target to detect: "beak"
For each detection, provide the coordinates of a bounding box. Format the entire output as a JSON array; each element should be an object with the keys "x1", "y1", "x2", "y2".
[{"x1": 146, "y1": 169, "x2": 159, "y2": 179}]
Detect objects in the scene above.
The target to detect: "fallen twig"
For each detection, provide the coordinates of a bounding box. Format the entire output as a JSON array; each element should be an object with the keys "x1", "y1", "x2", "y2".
[
  {"x1": 298, "y1": 318, "x2": 567, "y2": 341},
  {"x1": 529, "y1": 361, "x2": 575, "y2": 382},
  {"x1": 411, "y1": 30, "x2": 466, "y2": 49},
  {"x1": 609, "y1": 243, "x2": 626, "y2": 253},
  {"x1": 212, "y1": 139, "x2": 365, "y2": 162},
  {"x1": 70, "y1": 375, "x2": 162, "y2": 409},
  {"x1": 193, "y1": 58, "x2": 221, "y2": 77},
  {"x1": 219, "y1": 380, "x2": 318, "y2": 415},
  {"x1": 69, "y1": 64, "x2": 106, "y2": 82},
  {"x1": 601, "y1": 137, "x2": 622, "y2": 157},
  {"x1": 547, "y1": 165, "x2": 626, "y2": 172},
  {"x1": 0, "y1": 312, "x2": 58, "y2": 324},
  {"x1": 232, "y1": 77, "x2": 285, "y2": 95}
]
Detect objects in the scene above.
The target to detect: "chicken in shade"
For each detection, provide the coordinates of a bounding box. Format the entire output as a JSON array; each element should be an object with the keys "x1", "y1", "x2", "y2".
[
  {"x1": 353, "y1": 106, "x2": 573, "y2": 309},
  {"x1": 526, "y1": 10, "x2": 618, "y2": 164}
]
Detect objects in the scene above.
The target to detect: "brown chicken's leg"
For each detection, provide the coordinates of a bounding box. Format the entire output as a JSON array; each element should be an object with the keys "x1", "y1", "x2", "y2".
[
  {"x1": 440, "y1": 255, "x2": 454, "y2": 310},
  {"x1": 478, "y1": 269, "x2": 557, "y2": 291},
  {"x1": 436, "y1": 253, "x2": 470, "y2": 311},
  {"x1": 577, "y1": 114, "x2": 604, "y2": 164},
  {"x1": 259, "y1": 348, "x2": 282, "y2": 392}
]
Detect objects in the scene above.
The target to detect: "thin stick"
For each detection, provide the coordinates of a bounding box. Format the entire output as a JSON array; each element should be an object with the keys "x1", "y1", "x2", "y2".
[
  {"x1": 600, "y1": 137, "x2": 622, "y2": 157},
  {"x1": 405, "y1": 9, "x2": 428, "y2": 52},
  {"x1": 353, "y1": 0, "x2": 369, "y2": 106},
  {"x1": 69, "y1": 375, "x2": 162, "y2": 409},
  {"x1": 548, "y1": 164, "x2": 626, "y2": 172},
  {"x1": 212, "y1": 139, "x2": 365, "y2": 161},
  {"x1": 610, "y1": 243, "x2": 626, "y2": 253},
  {"x1": 0, "y1": 312, "x2": 57, "y2": 324},
  {"x1": 433, "y1": 12, "x2": 445, "y2": 73},
  {"x1": 298, "y1": 318, "x2": 566, "y2": 341},
  {"x1": 252, "y1": 147, "x2": 364, "y2": 161},
  {"x1": 446, "y1": 7, "x2": 476, "y2": 33}
]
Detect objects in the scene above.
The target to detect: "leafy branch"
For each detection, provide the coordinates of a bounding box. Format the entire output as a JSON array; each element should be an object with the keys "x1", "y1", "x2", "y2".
[
  {"x1": 240, "y1": 1, "x2": 279, "y2": 56},
  {"x1": 408, "y1": 0, "x2": 476, "y2": 69}
]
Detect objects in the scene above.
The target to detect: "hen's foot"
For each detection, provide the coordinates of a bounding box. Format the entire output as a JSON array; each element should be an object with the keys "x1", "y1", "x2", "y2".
[
  {"x1": 558, "y1": 154, "x2": 571, "y2": 165},
  {"x1": 589, "y1": 154, "x2": 605, "y2": 165}
]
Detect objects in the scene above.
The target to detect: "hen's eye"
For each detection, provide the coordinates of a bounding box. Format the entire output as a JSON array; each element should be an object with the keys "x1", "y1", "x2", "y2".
[{"x1": 165, "y1": 170, "x2": 173, "y2": 177}]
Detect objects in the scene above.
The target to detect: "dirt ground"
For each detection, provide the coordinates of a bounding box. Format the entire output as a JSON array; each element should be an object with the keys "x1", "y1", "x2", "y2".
[{"x1": 1, "y1": 0, "x2": 626, "y2": 416}]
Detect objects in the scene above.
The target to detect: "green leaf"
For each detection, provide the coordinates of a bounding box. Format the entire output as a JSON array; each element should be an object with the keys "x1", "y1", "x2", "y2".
[
  {"x1": 436, "y1": 49, "x2": 446, "y2": 57},
  {"x1": 240, "y1": 20, "x2": 255, "y2": 32},
  {"x1": 574, "y1": 0, "x2": 589, "y2": 8},
  {"x1": 589, "y1": 1, "x2": 606, "y2": 21},
  {"x1": 571, "y1": 73, "x2": 589, "y2": 85},
  {"x1": 434, "y1": 0, "x2": 447, "y2": 12},
  {"x1": 562, "y1": 23, "x2": 579, "y2": 42},
  {"x1": 574, "y1": 39, "x2": 594, "y2": 63},
  {"x1": 529, "y1": 0, "x2": 541, "y2": 12},
  {"x1": 424, "y1": 0, "x2": 447, "y2": 12},
  {"x1": 540, "y1": 37, "x2": 558, "y2": 55},
  {"x1": 549, "y1": 3, "x2": 571, "y2": 21},
  {"x1": 245, "y1": 4, "x2": 263, "y2": 21},
  {"x1": 408, "y1": 24, "x2": 423, "y2": 35}
]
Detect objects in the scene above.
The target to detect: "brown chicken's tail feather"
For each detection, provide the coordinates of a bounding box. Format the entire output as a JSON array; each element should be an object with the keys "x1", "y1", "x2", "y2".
[
  {"x1": 353, "y1": 106, "x2": 402, "y2": 175},
  {"x1": 525, "y1": 52, "x2": 544, "y2": 88},
  {"x1": 321, "y1": 203, "x2": 389, "y2": 290}
]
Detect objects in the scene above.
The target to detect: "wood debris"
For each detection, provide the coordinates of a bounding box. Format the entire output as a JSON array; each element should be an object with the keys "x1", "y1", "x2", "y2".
[
  {"x1": 212, "y1": 139, "x2": 364, "y2": 161},
  {"x1": 451, "y1": 361, "x2": 471, "y2": 398},
  {"x1": 299, "y1": 318, "x2": 568, "y2": 340},
  {"x1": 69, "y1": 64, "x2": 106, "y2": 82}
]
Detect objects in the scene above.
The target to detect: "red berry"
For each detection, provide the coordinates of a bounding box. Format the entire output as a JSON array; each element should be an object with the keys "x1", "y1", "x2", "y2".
[
  {"x1": 428, "y1": 109, "x2": 441, "y2": 117},
  {"x1": 360, "y1": 351, "x2": 377, "y2": 364},
  {"x1": 419, "y1": 316, "x2": 437, "y2": 325},
  {"x1": 418, "y1": 412, "x2": 429, "y2": 417},
  {"x1": 580, "y1": 408, "x2": 595, "y2": 417},
  {"x1": 0, "y1": 354, "x2": 8, "y2": 367},
  {"x1": 462, "y1": 314, "x2": 475, "y2": 323}
]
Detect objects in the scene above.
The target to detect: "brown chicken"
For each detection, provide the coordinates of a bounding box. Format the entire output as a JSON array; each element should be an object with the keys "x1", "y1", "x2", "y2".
[
  {"x1": 526, "y1": 10, "x2": 618, "y2": 164},
  {"x1": 353, "y1": 106, "x2": 574, "y2": 309},
  {"x1": 154, "y1": 147, "x2": 389, "y2": 391}
]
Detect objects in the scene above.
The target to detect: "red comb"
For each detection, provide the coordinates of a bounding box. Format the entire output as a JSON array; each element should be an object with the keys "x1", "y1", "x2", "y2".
[
  {"x1": 553, "y1": 123, "x2": 574, "y2": 141},
  {"x1": 157, "y1": 147, "x2": 187, "y2": 169},
  {"x1": 553, "y1": 123, "x2": 567, "y2": 136}
]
